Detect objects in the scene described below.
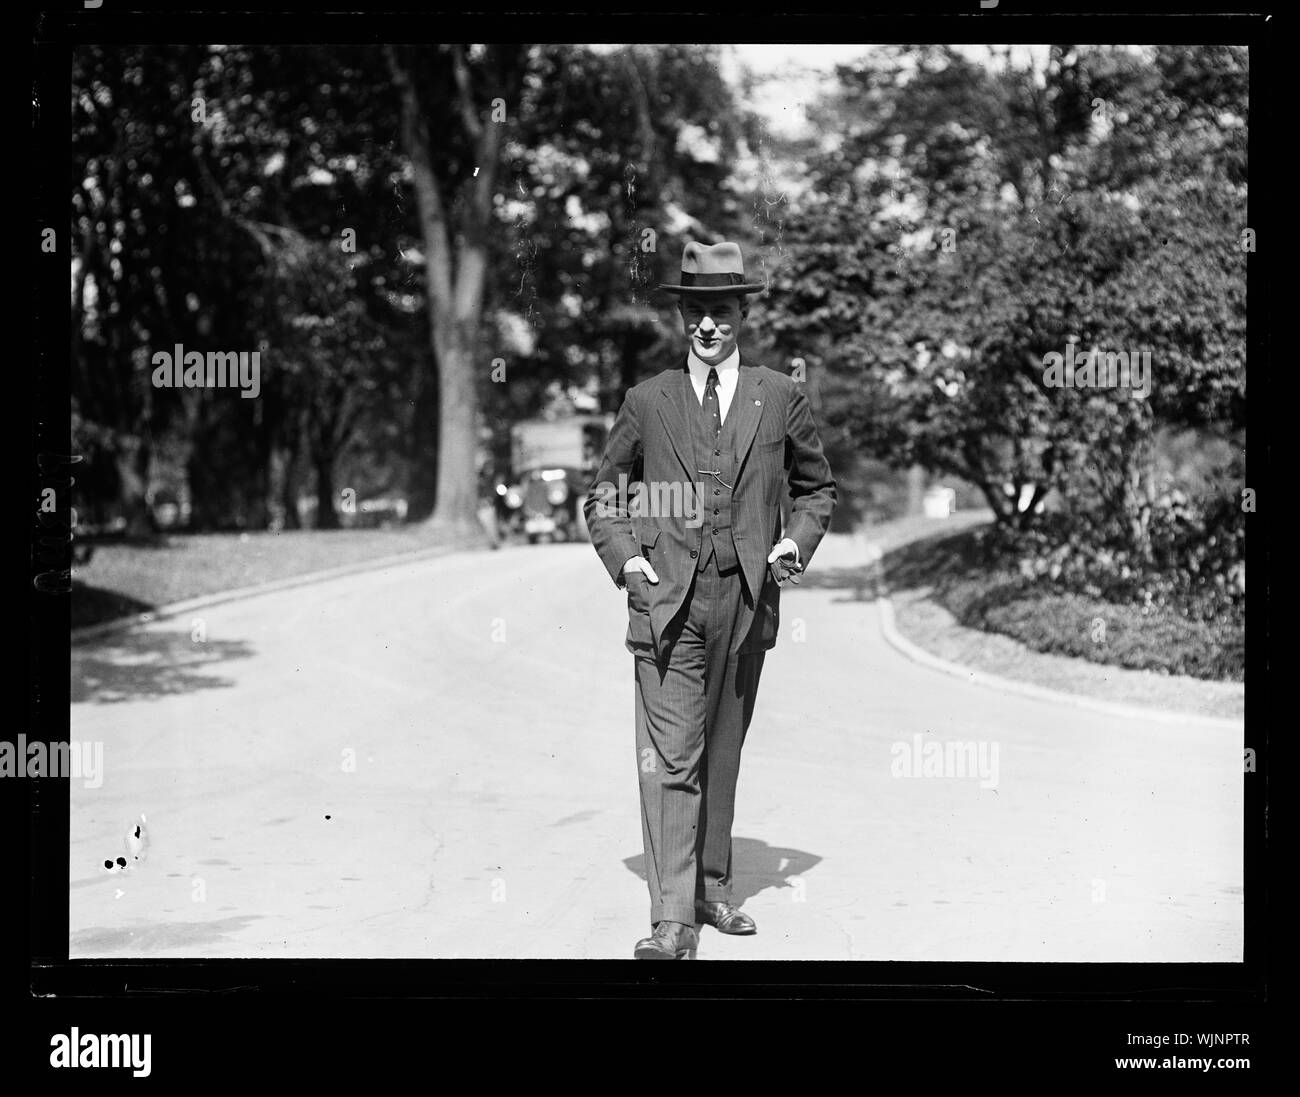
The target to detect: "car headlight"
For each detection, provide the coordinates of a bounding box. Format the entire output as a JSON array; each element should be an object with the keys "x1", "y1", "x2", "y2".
[
  {"x1": 505, "y1": 488, "x2": 523, "y2": 509},
  {"x1": 547, "y1": 484, "x2": 569, "y2": 505}
]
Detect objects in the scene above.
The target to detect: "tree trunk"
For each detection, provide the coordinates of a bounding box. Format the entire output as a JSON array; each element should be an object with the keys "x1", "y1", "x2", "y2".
[
  {"x1": 906, "y1": 464, "x2": 926, "y2": 516},
  {"x1": 404, "y1": 365, "x2": 439, "y2": 522},
  {"x1": 314, "y1": 456, "x2": 339, "y2": 530},
  {"x1": 620, "y1": 330, "x2": 641, "y2": 398},
  {"x1": 389, "y1": 44, "x2": 500, "y2": 549},
  {"x1": 1107, "y1": 418, "x2": 1155, "y2": 562},
  {"x1": 116, "y1": 437, "x2": 152, "y2": 539},
  {"x1": 976, "y1": 480, "x2": 1014, "y2": 525},
  {"x1": 277, "y1": 440, "x2": 302, "y2": 530},
  {"x1": 425, "y1": 319, "x2": 486, "y2": 542}
]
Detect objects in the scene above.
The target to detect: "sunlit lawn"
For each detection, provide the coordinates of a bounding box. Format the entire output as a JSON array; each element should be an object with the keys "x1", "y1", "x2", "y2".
[{"x1": 72, "y1": 528, "x2": 452, "y2": 629}]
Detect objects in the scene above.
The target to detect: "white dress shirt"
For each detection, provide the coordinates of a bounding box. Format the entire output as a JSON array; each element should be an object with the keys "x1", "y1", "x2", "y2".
[{"x1": 687, "y1": 348, "x2": 740, "y2": 423}]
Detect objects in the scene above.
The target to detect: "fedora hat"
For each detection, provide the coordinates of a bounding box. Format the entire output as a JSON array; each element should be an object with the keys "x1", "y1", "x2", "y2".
[{"x1": 657, "y1": 241, "x2": 766, "y2": 297}]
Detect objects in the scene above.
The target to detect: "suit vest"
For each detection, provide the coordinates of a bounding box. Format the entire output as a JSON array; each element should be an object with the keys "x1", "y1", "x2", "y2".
[{"x1": 686, "y1": 368, "x2": 741, "y2": 573}]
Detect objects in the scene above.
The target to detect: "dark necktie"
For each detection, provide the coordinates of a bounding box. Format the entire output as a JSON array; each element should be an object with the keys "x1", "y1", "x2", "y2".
[{"x1": 701, "y1": 367, "x2": 721, "y2": 435}]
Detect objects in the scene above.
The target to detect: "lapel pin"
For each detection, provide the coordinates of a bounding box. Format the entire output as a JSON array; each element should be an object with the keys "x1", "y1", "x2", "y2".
[{"x1": 754, "y1": 400, "x2": 762, "y2": 406}]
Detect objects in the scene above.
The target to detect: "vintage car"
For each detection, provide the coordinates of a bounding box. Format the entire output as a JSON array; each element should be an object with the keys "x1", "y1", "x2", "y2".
[{"x1": 495, "y1": 414, "x2": 611, "y2": 544}]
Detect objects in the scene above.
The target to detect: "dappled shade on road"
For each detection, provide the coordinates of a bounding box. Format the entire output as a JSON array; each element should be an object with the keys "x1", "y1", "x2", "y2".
[{"x1": 72, "y1": 630, "x2": 257, "y2": 705}]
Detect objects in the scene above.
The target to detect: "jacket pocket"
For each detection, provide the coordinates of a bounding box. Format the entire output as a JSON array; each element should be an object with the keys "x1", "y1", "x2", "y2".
[
  {"x1": 625, "y1": 573, "x2": 655, "y2": 651},
  {"x1": 626, "y1": 572, "x2": 651, "y2": 613},
  {"x1": 738, "y1": 575, "x2": 780, "y2": 653}
]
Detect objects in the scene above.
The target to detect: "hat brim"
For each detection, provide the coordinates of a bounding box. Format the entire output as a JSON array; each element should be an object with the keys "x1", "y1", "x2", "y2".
[{"x1": 657, "y1": 283, "x2": 766, "y2": 297}]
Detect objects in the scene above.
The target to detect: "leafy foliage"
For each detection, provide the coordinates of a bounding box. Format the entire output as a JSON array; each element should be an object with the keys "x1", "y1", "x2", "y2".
[{"x1": 762, "y1": 44, "x2": 1247, "y2": 608}]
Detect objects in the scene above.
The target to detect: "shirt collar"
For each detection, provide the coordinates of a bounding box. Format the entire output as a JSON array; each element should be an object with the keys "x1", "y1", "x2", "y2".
[{"x1": 687, "y1": 347, "x2": 741, "y2": 380}]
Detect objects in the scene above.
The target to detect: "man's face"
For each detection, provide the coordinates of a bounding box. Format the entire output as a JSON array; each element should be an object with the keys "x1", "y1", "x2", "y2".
[{"x1": 679, "y1": 295, "x2": 747, "y2": 363}]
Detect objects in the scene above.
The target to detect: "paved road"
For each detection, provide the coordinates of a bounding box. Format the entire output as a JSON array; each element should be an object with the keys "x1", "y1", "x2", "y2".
[{"x1": 69, "y1": 533, "x2": 1243, "y2": 960}]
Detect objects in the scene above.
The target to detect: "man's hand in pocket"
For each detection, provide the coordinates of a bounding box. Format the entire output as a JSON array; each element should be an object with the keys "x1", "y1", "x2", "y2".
[
  {"x1": 766, "y1": 538, "x2": 803, "y2": 585},
  {"x1": 622, "y1": 556, "x2": 660, "y2": 585},
  {"x1": 622, "y1": 556, "x2": 659, "y2": 612}
]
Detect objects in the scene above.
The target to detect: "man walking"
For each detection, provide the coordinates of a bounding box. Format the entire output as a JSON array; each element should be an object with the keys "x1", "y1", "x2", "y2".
[{"x1": 584, "y1": 241, "x2": 837, "y2": 959}]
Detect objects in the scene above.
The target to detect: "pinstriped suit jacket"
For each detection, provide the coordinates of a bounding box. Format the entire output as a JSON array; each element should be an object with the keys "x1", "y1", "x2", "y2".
[{"x1": 583, "y1": 355, "x2": 837, "y2": 656}]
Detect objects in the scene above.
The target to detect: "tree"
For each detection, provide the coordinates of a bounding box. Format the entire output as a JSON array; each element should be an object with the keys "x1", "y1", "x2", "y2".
[
  {"x1": 499, "y1": 44, "x2": 753, "y2": 409},
  {"x1": 72, "y1": 44, "x2": 423, "y2": 532},
  {"x1": 386, "y1": 44, "x2": 529, "y2": 543},
  {"x1": 766, "y1": 44, "x2": 1246, "y2": 567},
  {"x1": 72, "y1": 44, "x2": 218, "y2": 534}
]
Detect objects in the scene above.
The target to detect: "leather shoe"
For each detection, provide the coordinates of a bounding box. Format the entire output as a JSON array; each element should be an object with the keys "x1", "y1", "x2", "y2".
[
  {"x1": 696, "y1": 900, "x2": 757, "y2": 935},
  {"x1": 634, "y1": 920, "x2": 698, "y2": 959}
]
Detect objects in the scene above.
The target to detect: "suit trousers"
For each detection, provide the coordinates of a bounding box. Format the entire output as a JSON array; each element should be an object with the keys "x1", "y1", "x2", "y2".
[{"x1": 630, "y1": 553, "x2": 766, "y2": 927}]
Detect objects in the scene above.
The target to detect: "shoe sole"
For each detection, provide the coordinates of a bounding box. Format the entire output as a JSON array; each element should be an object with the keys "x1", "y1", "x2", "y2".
[{"x1": 634, "y1": 946, "x2": 697, "y2": 959}]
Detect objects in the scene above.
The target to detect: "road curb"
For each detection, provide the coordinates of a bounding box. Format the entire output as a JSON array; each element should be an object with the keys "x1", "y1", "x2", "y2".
[
  {"x1": 71, "y1": 542, "x2": 464, "y2": 646},
  {"x1": 875, "y1": 594, "x2": 1242, "y2": 731}
]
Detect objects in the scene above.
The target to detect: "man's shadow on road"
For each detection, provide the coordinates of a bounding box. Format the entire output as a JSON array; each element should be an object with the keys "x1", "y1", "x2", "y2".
[{"x1": 623, "y1": 837, "x2": 821, "y2": 906}]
